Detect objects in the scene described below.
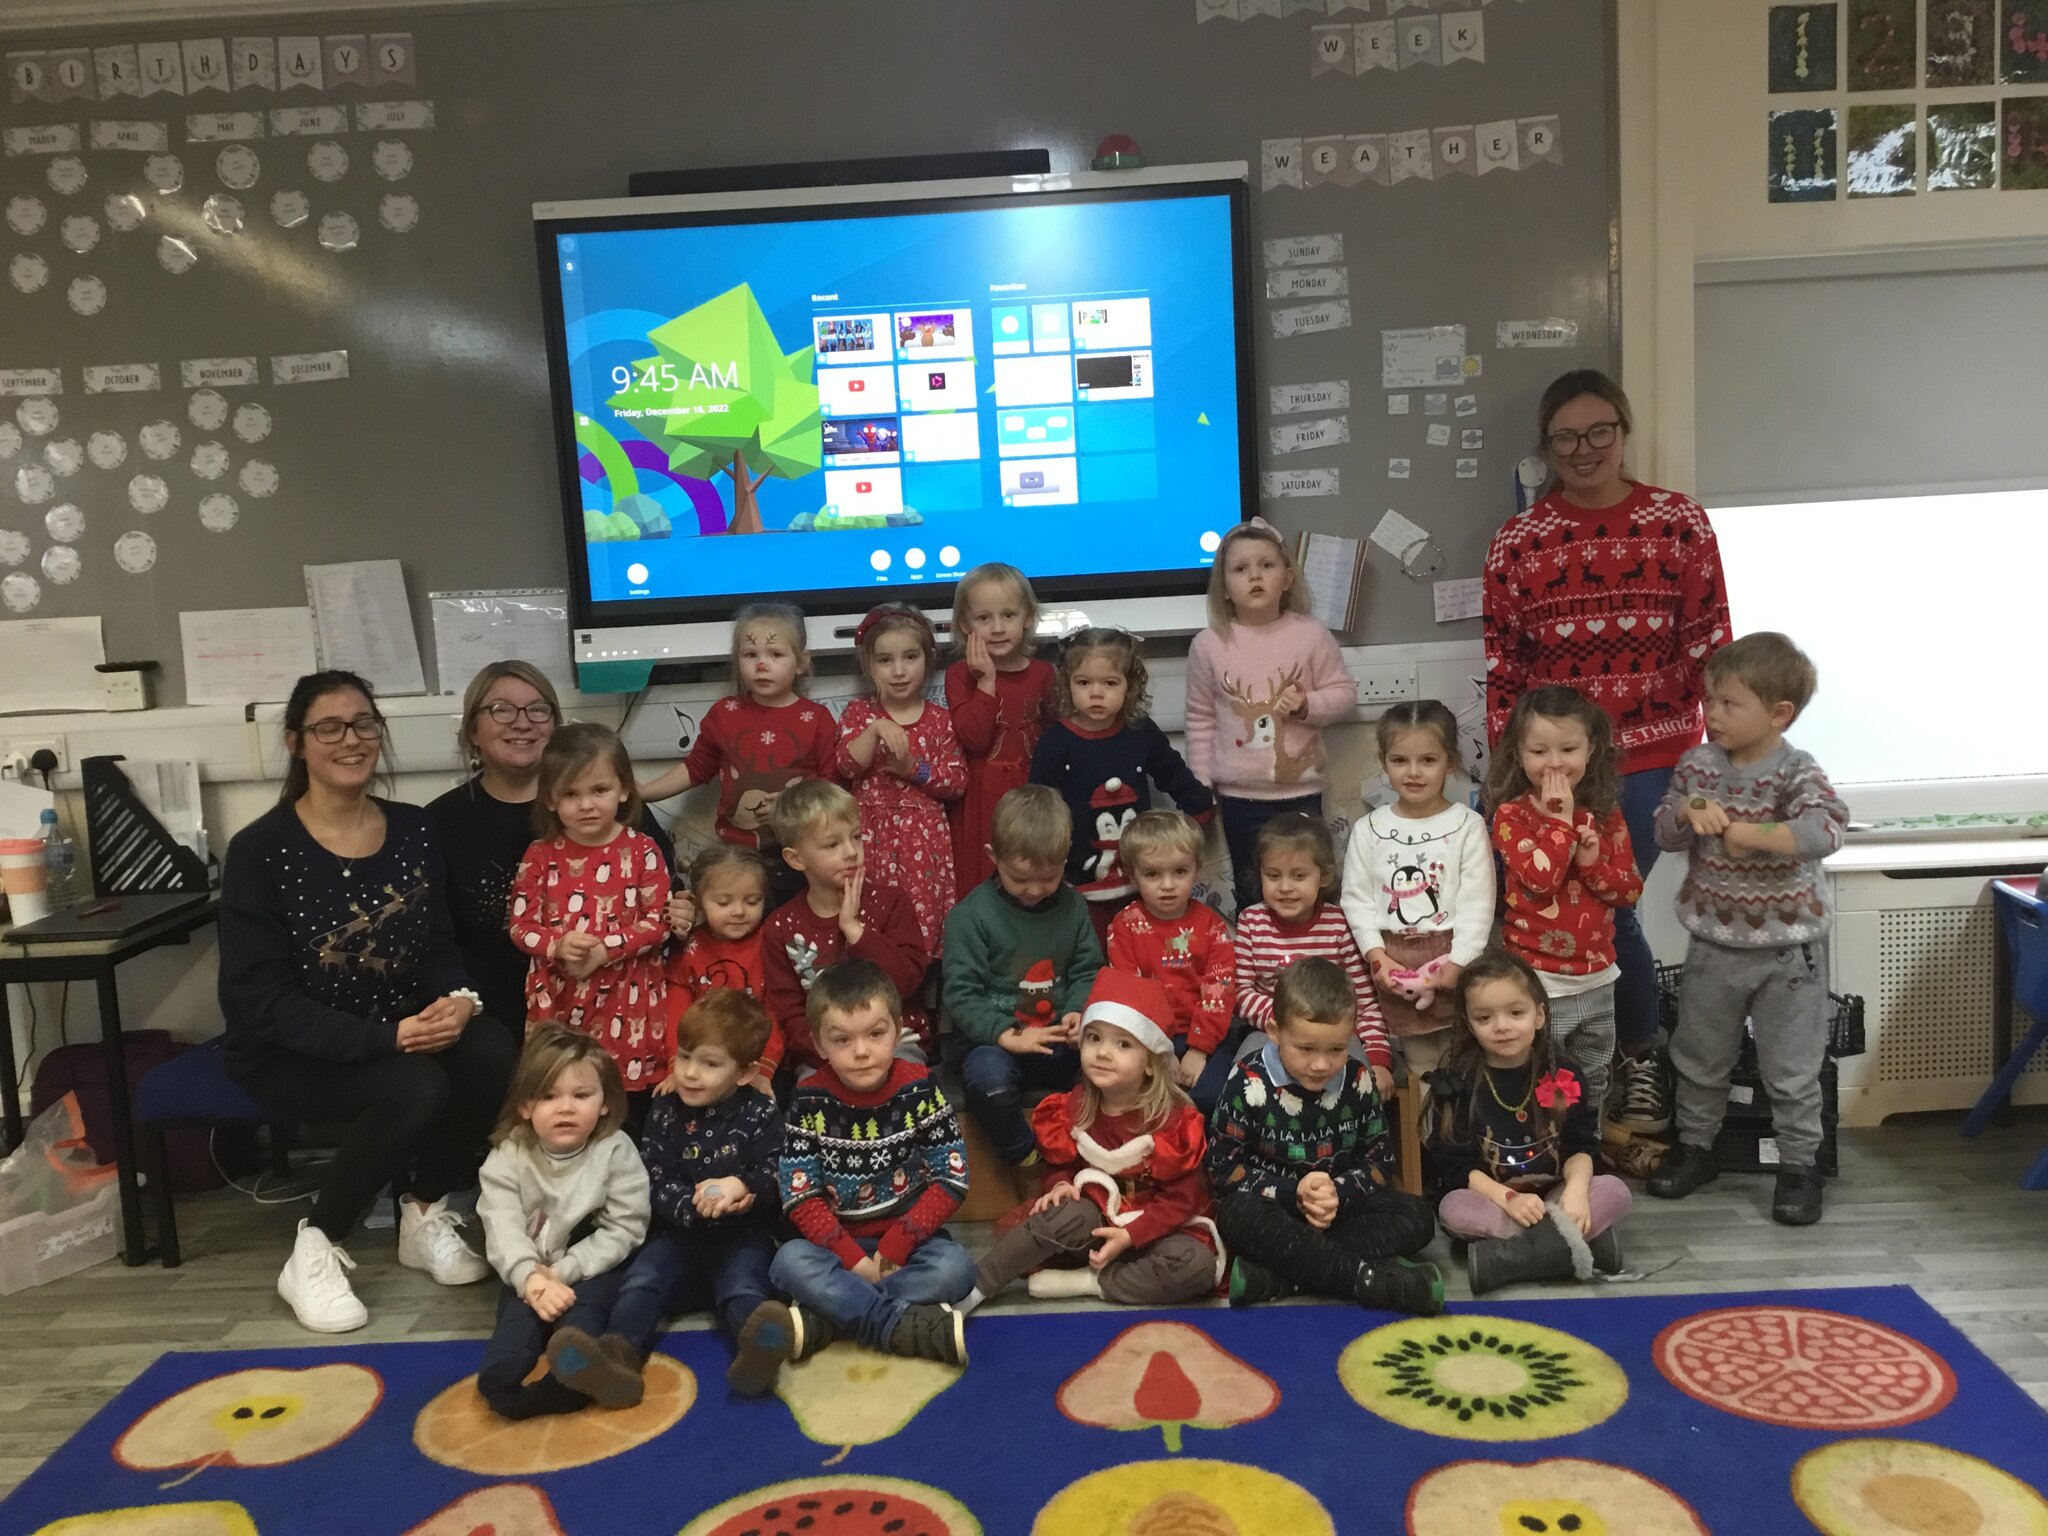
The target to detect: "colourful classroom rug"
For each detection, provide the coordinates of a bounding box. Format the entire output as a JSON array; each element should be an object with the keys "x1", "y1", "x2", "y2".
[{"x1": 6, "y1": 1284, "x2": 2046, "y2": 1535}]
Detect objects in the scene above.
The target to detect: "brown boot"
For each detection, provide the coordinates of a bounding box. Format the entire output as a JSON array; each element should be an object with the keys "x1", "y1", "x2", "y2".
[{"x1": 545, "y1": 1327, "x2": 644, "y2": 1409}]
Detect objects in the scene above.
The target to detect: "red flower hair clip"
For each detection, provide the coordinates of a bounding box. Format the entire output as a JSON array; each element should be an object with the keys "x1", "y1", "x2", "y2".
[{"x1": 1534, "y1": 1068, "x2": 1582, "y2": 1110}]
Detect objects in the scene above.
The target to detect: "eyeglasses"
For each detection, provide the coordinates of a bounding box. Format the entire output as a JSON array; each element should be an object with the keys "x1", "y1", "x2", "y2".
[
  {"x1": 478, "y1": 700, "x2": 558, "y2": 726},
  {"x1": 1546, "y1": 421, "x2": 1623, "y2": 455},
  {"x1": 304, "y1": 715, "x2": 383, "y2": 744}
]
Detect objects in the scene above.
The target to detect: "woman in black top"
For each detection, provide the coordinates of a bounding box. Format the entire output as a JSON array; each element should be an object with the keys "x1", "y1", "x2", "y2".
[
  {"x1": 427, "y1": 660, "x2": 674, "y2": 1036},
  {"x1": 221, "y1": 670, "x2": 514, "y2": 1333}
]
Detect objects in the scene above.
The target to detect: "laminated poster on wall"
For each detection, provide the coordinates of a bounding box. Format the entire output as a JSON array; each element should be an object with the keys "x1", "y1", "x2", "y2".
[
  {"x1": 1925, "y1": 0, "x2": 1996, "y2": 86},
  {"x1": 2006, "y1": 0, "x2": 2048, "y2": 84},
  {"x1": 1927, "y1": 101, "x2": 1997, "y2": 189},
  {"x1": 1768, "y1": 3, "x2": 1839, "y2": 92},
  {"x1": 0, "y1": 614, "x2": 104, "y2": 711},
  {"x1": 1768, "y1": 108, "x2": 1839, "y2": 201},
  {"x1": 1846, "y1": 104, "x2": 1915, "y2": 196},
  {"x1": 305, "y1": 557, "x2": 426, "y2": 696},
  {"x1": 1381, "y1": 325, "x2": 1465, "y2": 389},
  {"x1": 179, "y1": 606, "x2": 318, "y2": 707},
  {"x1": 429, "y1": 590, "x2": 574, "y2": 698},
  {"x1": 1847, "y1": 0, "x2": 1915, "y2": 89},
  {"x1": 2006, "y1": 98, "x2": 2048, "y2": 190}
]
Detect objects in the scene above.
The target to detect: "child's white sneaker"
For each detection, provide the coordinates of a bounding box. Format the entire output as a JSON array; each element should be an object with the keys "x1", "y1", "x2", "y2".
[
  {"x1": 278, "y1": 1219, "x2": 368, "y2": 1333},
  {"x1": 1026, "y1": 1267, "x2": 1104, "y2": 1300},
  {"x1": 397, "y1": 1196, "x2": 490, "y2": 1285}
]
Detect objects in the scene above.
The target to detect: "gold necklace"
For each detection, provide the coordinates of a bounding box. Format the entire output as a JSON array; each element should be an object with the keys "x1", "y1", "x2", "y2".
[{"x1": 1484, "y1": 1065, "x2": 1532, "y2": 1123}]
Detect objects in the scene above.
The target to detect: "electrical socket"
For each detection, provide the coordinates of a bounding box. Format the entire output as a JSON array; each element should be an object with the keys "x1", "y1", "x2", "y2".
[
  {"x1": 1, "y1": 738, "x2": 68, "y2": 781},
  {"x1": 1354, "y1": 663, "x2": 1418, "y2": 706}
]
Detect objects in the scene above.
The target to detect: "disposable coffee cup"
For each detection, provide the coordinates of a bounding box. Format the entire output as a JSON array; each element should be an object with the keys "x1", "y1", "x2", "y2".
[{"x1": 0, "y1": 837, "x2": 50, "y2": 925}]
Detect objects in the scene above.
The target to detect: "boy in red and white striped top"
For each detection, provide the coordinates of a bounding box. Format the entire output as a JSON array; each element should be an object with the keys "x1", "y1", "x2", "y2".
[{"x1": 1233, "y1": 813, "x2": 1392, "y2": 1095}]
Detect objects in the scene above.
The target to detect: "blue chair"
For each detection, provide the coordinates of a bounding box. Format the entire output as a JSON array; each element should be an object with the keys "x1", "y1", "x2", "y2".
[
  {"x1": 1961, "y1": 878, "x2": 2048, "y2": 1189},
  {"x1": 133, "y1": 1036, "x2": 292, "y2": 1268}
]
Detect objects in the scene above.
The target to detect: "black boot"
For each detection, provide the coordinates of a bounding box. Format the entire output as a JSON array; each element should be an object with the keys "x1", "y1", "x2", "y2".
[
  {"x1": 1588, "y1": 1226, "x2": 1624, "y2": 1275},
  {"x1": 789, "y1": 1304, "x2": 841, "y2": 1360},
  {"x1": 1466, "y1": 1214, "x2": 1577, "y2": 1296},
  {"x1": 886, "y1": 1303, "x2": 966, "y2": 1366},
  {"x1": 1353, "y1": 1256, "x2": 1446, "y2": 1316},
  {"x1": 545, "y1": 1327, "x2": 644, "y2": 1409},
  {"x1": 1227, "y1": 1257, "x2": 1294, "y2": 1309},
  {"x1": 1647, "y1": 1141, "x2": 1720, "y2": 1199},
  {"x1": 727, "y1": 1301, "x2": 797, "y2": 1397},
  {"x1": 1772, "y1": 1165, "x2": 1825, "y2": 1226}
]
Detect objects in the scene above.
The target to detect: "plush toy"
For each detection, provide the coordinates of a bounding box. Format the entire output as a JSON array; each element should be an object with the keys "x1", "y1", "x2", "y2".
[{"x1": 1384, "y1": 956, "x2": 1451, "y2": 1013}]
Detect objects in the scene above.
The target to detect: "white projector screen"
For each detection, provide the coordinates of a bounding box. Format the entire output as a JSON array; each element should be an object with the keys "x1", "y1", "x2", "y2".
[{"x1": 1711, "y1": 490, "x2": 2048, "y2": 796}]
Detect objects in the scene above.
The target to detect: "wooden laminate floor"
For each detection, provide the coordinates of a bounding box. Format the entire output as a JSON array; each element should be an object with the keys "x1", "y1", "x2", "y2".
[{"x1": 4, "y1": 1110, "x2": 2046, "y2": 1498}]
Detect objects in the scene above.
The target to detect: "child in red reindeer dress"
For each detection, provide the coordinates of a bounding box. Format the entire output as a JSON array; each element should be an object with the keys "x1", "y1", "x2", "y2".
[{"x1": 957, "y1": 970, "x2": 1221, "y2": 1310}]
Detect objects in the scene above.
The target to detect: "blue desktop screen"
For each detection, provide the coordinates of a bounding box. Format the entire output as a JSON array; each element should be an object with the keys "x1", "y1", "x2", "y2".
[{"x1": 544, "y1": 187, "x2": 1247, "y2": 615}]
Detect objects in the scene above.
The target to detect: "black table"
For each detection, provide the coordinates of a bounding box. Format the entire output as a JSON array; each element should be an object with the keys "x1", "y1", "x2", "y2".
[{"x1": 0, "y1": 896, "x2": 219, "y2": 1264}]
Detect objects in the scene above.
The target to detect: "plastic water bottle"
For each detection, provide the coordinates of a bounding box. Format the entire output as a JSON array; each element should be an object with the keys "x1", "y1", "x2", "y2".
[{"x1": 40, "y1": 807, "x2": 79, "y2": 911}]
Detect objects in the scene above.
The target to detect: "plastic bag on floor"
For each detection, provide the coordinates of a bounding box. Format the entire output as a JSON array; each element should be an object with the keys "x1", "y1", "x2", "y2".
[{"x1": 0, "y1": 1091, "x2": 115, "y2": 1222}]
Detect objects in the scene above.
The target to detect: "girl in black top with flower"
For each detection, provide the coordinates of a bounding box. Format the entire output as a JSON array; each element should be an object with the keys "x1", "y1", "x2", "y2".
[{"x1": 1425, "y1": 949, "x2": 1632, "y2": 1294}]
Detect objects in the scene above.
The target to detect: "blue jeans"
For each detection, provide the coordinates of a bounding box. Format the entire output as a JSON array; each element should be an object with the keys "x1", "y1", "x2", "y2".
[
  {"x1": 609, "y1": 1223, "x2": 777, "y2": 1354},
  {"x1": 1614, "y1": 766, "x2": 1672, "y2": 1052},
  {"x1": 1177, "y1": 1028, "x2": 1241, "y2": 1116},
  {"x1": 768, "y1": 1231, "x2": 976, "y2": 1350},
  {"x1": 1220, "y1": 792, "x2": 1324, "y2": 916},
  {"x1": 477, "y1": 1267, "x2": 629, "y2": 1418},
  {"x1": 960, "y1": 1041, "x2": 1080, "y2": 1163}
]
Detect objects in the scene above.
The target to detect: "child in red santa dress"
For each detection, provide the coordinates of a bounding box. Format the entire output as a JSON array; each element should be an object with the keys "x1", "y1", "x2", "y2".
[{"x1": 957, "y1": 970, "x2": 1221, "y2": 1309}]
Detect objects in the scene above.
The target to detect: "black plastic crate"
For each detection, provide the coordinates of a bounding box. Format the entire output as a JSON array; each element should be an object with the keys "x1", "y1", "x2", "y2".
[
  {"x1": 1655, "y1": 961, "x2": 1866, "y2": 1065},
  {"x1": 1712, "y1": 1058, "x2": 1840, "y2": 1176}
]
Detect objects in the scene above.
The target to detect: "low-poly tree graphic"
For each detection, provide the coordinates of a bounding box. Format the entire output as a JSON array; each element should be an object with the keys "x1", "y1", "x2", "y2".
[{"x1": 608, "y1": 284, "x2": 822, "y2": 535}]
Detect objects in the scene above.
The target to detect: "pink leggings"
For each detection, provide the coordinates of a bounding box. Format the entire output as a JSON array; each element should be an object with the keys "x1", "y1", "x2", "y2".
[{"x1": 1438, "y1": 1174, "x2": 1633, "y2": 1242}]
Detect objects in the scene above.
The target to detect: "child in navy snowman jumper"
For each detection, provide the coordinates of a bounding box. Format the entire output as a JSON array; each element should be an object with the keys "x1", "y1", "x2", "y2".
[{"x1": 1030, "y1": 627, "x2": 1213, "y2": 942}]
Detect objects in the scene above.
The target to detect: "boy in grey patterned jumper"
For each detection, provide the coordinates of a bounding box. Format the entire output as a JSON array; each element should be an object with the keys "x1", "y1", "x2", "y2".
[{"x1": 1646, "y1": 633, "x2": 1849, "y2": 1225}]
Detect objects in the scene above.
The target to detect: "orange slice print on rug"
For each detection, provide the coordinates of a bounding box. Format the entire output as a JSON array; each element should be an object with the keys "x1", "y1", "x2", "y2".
[
  {"x1": 1057, "y1": 1321, "x2": 1279, "y2": 1452},
  {"x1": 112, "y1": 1365, "x2": 381, "y2": 1488},
  {"x1": 31, "y1": 1505, "x2": 258, "y2": 1536},
  {"x1": 1339, "y1": 1316, "x2": 1628, "y2": 1442},
  {"x1": 1653, "y1": 1306, "x2": 1956, "y2": 1430},
  {"x1": 775, "y1": 1344, "x2": 961, "y2": 1465},
  {"x1": 1792, "y1": 1438, "x2": 2048, "y2": 1534},
  {"x1": 412, "y1": 1354, "x2": 694, "y2": 1475},
  {"x1": 1031, "y1": 1460, "x2": 1335, "y2": 1536},
  {"x1": 679, "y1": 1475, "x2": 981, "y2": 1536},
  {"x1": 400, "y1": 1484, "x2": 567, "y2": 1535},
  {"x1": 1406, "y1": 1458, "x2": 1709, "y2": 1534}
]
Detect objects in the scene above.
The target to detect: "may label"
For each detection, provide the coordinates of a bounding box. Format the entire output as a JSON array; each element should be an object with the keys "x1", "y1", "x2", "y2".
[
  {"x1": 186, "y1": 111, "x2": 265, "y2": 142},
  {"x1": 83, "y1": 363, "x2": 162, "y2": 393},
  {"x1": 181, "y1": 356, "x2": 260, "y2": 388},
  {"x1": 271, "y1": 349, "x2": 350, "y2": 384}
]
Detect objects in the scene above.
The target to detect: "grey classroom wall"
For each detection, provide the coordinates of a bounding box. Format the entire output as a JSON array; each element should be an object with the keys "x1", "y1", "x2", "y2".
[{"x1": 0, "y1": 0, "x2": 1618, "y2": 704}]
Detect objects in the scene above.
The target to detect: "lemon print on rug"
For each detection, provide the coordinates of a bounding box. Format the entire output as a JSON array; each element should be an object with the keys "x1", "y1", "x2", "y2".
[
  {"x1": 1057, "y1": 1321, "x2": 1280, "y2": 1452},
  {"x1": 678, "y1": 1475, "x2": 981, "y2": 1536},
  {"x1": 112, "y1": 1365, "x2": 381, "y2": 1488},
  {"x1": 1792, "y1": 1439, "x2": 2048, "y2": 1535},
  {"x1": 1406, "y1": 1458, "x2": 1709, "y2": 1534},
  {"x1": 775, "y1": 1345, "x2": 961, "y2": 1465},
  {"x1": 1031, "y1": 1459, "x2": 1334, "y2": 1536},
  {"x1": 30, "y1": 1505, "x2": 257, "y2": 1536},
  {"x1": 1339, "y1": 1316, "x2": 1627, "y2": 1441},
  {"x1": 412, "y1": 1353, "x2": 694, "y2": 1475}
]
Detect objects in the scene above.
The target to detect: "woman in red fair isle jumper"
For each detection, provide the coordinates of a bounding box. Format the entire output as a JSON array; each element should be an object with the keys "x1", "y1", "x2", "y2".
[{"x1": 1482, "y1": 370, "x2": 1731, "y2": 1137}]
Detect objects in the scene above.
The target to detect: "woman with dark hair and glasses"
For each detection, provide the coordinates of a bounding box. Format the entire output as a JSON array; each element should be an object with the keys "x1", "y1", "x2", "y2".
[
  {"x1": 1481, "y1": 369, "x2": 1731, "y2": 1138},
  {"x1": 427, "y1": 661, "x2": 673, "y2": 1037},
  {"x1": 220, "y1": 669, "x2": 515, "y2": 1333}
]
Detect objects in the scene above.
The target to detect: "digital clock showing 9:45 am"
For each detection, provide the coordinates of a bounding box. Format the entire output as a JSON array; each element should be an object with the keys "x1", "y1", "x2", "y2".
[{"x1": 610, "y1": 358, "x2": 742, "y2": 393}]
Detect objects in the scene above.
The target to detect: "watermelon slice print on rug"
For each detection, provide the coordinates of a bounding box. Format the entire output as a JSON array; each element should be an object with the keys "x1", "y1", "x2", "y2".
[
  {"x1": 412, "y1": 1353, "x2": 695, "y2": 1475},
  {"x1": 678, "y1": 1476, "x2": 980, "y2": 1536},
  {"x1": 30, "y1": 1506, "x2": 257, "y2": 1536},
  {"x1": 774, "y1": 1346, "x2": 961, "y2": 1465},
  {"x1": 1339, "y1": 1316, "x2": 1628, "y2": 1442},
  {"x1": 1792, "y1": 1438, "x2": 2048, "y2": 1534},
  {"x1": 1654, "y1": 1305, "x2": 1956, "y2": 1430},
  {"x1": 1406, "y1": 1458, "x2": 1708, "y2": 1535},
  {"x1": 1031, "y1": 1460, "x2": 1334, "y2": 1536},
  {"x1": 1057, "y1": 1321, "x2": 1280, "y2": 1452},
  {"x1": 400, "y1": 1484, "x2": 567, "y2": 1535},
  {"x1": 112, "y1": 1365, "x2": 382, "y2": 1488}
]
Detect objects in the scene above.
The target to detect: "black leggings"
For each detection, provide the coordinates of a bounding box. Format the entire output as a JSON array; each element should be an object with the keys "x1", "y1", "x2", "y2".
[
  {"x1": 1213, "y1": 1187, "x2": 1434, "y2": 1298},
  {"x1": 233, "y1": 1021, "x2": 516, "y2": 1242}
]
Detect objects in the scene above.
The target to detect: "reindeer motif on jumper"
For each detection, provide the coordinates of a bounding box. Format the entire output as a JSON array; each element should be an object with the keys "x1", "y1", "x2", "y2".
[
  {"x1": 311, "y1": 879, "x2": 426, "y2": 980},
  {"x1": 1222, "y1": 667, "x2": 1327, "y2": 786}
]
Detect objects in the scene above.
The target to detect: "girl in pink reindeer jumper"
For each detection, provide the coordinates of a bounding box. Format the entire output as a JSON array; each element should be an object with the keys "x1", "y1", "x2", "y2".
[{"x1": 1185, "y1": 519, "x2": 1358, "y2": 915}]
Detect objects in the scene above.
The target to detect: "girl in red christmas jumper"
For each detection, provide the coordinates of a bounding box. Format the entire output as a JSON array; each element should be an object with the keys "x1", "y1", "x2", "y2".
[
  {"x1": 664, "y1": 845, "x2": 779, "y2": 1084},
  {"x1": 958, "y1": 970, "x2": 1221, "y2": 1310},
  {"x1": 638, "y1": 604, "x2": 836, "y2": 897},
  {"x1": 945, "y1": 563, "x2": 1059, "y2": 899},
  {"x1": 834, "y1": 604, "x2": 967, "y2": 959},
  {"x1": 1487, "y1": 685, "x2": 1644, "y2": 1121},
  {"x1": 510, "y1": 724, "x2": 672, "y2": 1119}
]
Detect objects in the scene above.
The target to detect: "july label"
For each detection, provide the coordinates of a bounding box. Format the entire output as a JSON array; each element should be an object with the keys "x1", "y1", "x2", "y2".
[
  {"x1": 353, "y1": 99, "x2": 433, "y2": 131},
  {"x1": 83, "y1": 363, "x2": 162, "y2": 393},
  {"x1": 89, "y1": 120, "x2": 170, "y2": 152},
  {"x1": 270, "y1": 105, "x2": 347, "y2": 136},
  {"x1": 187, "y1": 111, "x2": 265, "y2": 142},
  {"x1": 271, "y1": 350, "x2": 350, "y2": 384},
  {"x1": 2, "y1": 124, "x2": 82, "y2": 156},
  {"x1": 181, "y1": 356, "x2": 260, "y2": 388},
  {"x1": 1262, "y1": 232, "x2": 1344, "y2": 269},
  {"x1": 1269, "y1": 379, "x2": 1352, "y2": 416},
  {"x1": 0, "y1": 367, "x2": 63, "y2": 396}
]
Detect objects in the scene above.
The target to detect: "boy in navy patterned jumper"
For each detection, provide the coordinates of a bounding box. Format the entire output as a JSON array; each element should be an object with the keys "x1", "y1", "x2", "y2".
[
  {"x1": 1649, "y1": 632, "x2": 1849, "y2": 1226},
  {"x1": 600, "y1": 989, "x2": 783, "y2": 1396},
  {"x1": 1207, "y1": 958, "x2": 1443, "y2": 1315},
  {"x1": 732, "y1": 961, "x2": 973, "y2": 1394}
]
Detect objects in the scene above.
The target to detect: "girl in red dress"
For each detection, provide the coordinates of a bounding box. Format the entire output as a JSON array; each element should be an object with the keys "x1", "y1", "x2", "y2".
[
  {"x1": 834, "y1": 604, "x2": 967, "y2": 958},
  {"x1": 945, "y1": 562, "x2": 1058, "y2": 899}
]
